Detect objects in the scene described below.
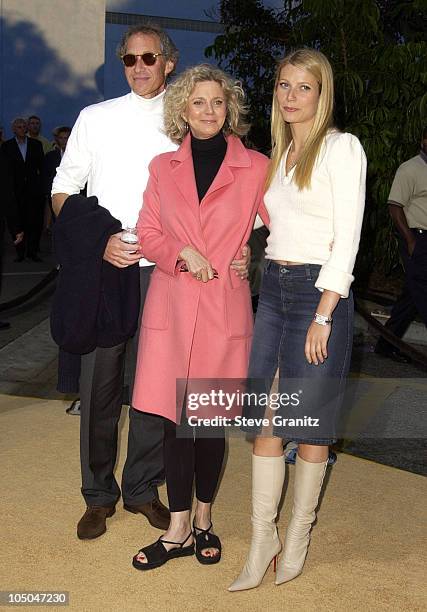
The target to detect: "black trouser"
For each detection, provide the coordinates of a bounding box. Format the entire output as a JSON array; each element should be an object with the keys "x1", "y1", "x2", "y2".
[
  {"x1": 163, "y1": 417, "x2": 225, "y2": 513},
  {"x1": 376, "y1": 232, "x2": 427, "y2": 354},
  {"x1": 79, "y1": 265, "x2": 165, "y2": 507},
  {"x1": 15, "y1": 194, "x2": 45, "y2": 258},
  {"x1": 0, "y1": 216, "x2": 4, "y2": 294}
]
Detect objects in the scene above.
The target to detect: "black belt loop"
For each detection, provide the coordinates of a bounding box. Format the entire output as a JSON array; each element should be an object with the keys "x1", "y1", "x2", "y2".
[{"x1": 305, "y1": 263, "x2": 312, "y2": 280}]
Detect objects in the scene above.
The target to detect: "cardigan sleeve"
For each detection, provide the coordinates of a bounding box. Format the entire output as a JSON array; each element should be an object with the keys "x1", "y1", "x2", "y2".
[
  {"x1": 253, "y1": 159, "x2": 270, "y2": 229},
  {"x1": 253, "y1": 203, "x2": 269, "y2": 230},
  {"x1": 137, "y1": 157, "x2": 188, "y2": 277},
  {"x1": 315, "y1": 133, "x2": 367, "y2": 298}
]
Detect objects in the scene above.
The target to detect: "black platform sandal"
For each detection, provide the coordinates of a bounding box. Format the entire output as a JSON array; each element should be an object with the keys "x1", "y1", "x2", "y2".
[
  {"x1": 193, "y1": 521, "x2": 222, "y2": 565},
  {"x1": 132, "y1": 532, "x2": 194, "y2": 571}
]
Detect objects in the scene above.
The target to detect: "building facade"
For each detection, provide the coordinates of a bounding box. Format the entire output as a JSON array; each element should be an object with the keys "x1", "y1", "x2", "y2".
[{"x1": 0, "y1": 0, "x2": 224, "y2": 139}]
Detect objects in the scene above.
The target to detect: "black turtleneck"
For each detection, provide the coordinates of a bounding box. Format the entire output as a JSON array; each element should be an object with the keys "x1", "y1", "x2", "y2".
[{"x1": 191, "y1": 131, "x2": 227, "y2": 202}]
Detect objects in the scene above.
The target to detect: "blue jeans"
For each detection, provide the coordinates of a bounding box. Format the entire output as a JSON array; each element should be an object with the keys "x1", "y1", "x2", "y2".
[{"x1": 242, "y1": 260, "x2": 354, "y2": 444}]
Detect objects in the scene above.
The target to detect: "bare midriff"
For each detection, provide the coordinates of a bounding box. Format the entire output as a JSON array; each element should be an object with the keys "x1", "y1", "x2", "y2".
[{"x1": 273, "y1": 259, "x2": 304, "y2": 266}]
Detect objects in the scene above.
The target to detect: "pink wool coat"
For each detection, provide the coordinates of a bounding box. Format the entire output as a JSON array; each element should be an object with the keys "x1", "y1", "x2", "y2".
[{"x1": 132, "y1": 134, "x2": 269, "y2": 423}]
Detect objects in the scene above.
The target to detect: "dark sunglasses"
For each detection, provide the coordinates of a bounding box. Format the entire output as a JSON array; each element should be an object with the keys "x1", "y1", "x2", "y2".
[{"x1": 121, "y1": 52, "x2": 163, "y2": 67}]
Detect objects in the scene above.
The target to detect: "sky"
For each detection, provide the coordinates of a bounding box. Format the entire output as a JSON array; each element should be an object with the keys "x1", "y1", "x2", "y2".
[
  {"x1": 106, "y1": 0, "x2": 284, "y2": 20},
  {"x1": 104, "y1": 0, "x2": 285, "y2": 99}
]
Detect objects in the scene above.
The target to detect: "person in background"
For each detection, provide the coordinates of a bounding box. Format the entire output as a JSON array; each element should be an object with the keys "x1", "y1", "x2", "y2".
[
  {"x1": 27, "y1": 115, "x2": 53, "y2": 154},
  {"x1": 375, "y1": 127, "x2": 427, "y2": 362},
  {"x1": 0, "y1": 147, "x2": 24, "y2": 329},
  {"x1": 1, "y1": 117, "x2": 44, "y2": 262},
  {"x1": 44, "y1": 126, "x2": 72, "y2": 218},
  {"x1": 230, "y1": 48, "x2": 366, "y2": 591}
]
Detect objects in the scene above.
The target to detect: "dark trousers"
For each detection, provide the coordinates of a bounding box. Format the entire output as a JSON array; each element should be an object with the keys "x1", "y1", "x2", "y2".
[
  {"x1": 79, "y1": 265, "x2": 165, "y2": 507},
  {"x1": 163, "y1": 417, "x2": 225, "y2": 513},
  {"x1": 376, "y1": 233, "x2": 427, "y2": 354},
  {"x1": 15, "y1": 195, "x2": 45, "y2": 258},
  {"x1": 0, "y1": 217, "x2": 4, "y2": 293}
]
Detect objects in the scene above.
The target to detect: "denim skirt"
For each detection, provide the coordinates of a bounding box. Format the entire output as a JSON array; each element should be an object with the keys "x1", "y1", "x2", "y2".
[{"x1": 242, "y1": 260, "x2": 354, "y2": 444}]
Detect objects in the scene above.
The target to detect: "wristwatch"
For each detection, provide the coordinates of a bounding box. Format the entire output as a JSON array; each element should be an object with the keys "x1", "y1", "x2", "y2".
[{"x1": 313, "y1": 313, "x2": 332, "y2": 326}]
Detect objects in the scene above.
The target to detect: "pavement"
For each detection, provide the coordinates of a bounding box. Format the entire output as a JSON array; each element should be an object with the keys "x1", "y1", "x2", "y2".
[{"x1": 0, "y1": 230, "x2": 426, "y2": 475}]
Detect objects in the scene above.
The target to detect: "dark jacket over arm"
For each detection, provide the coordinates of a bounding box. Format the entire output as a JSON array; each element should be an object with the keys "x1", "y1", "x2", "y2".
[{"x1": 51, "y1": 194, "x2": 140, "y2": 390}]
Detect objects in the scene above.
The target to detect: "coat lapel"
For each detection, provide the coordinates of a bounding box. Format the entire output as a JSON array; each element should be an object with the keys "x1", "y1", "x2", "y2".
[
  {"x1": 169, "y1": 134, "x2": 252, "y2": 215},
  {"x1": 170, "y1": 134, "x2": 200, "y2": 218},
  {"x1": 11, "y1": 139, "x2": 25, "y2": 164},
  {"x1": 201, "y1": 135, "x2": 251, "y2": 204}
]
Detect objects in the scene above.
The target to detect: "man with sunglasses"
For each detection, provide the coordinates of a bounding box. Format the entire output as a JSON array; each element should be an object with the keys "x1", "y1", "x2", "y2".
[{"x1": 51, "y1": 23, "x2": 179, "y2": 540}]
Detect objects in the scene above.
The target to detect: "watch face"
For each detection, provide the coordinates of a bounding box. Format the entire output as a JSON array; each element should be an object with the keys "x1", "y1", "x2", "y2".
[{"x1": 314, "y1": 314, "x2": 331, "y2": 325}]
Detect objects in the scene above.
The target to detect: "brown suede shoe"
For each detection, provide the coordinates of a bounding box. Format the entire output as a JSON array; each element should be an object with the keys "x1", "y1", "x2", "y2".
[
  {"x1": 77, "y1": 505, "x2": 116, "y2": 540},
  {"x1": 124, "y1": 499, "x2": 170, "y2": 530}
]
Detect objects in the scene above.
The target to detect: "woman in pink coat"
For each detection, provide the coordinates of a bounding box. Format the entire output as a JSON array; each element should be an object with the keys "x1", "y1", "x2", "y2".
[{"x1": 131, "y1": 64, "x2": 269, "y2": 571}]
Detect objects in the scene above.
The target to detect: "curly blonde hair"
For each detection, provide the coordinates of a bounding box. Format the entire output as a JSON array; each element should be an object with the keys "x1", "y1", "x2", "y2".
[{"x1": 163, "y1": 64, "x2": 250, "y2": 144}]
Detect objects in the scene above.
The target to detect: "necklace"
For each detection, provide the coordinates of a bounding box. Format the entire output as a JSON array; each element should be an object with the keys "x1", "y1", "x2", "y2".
[{"x1": 286, "y1": 143, "x2": 299, "y2": 173}]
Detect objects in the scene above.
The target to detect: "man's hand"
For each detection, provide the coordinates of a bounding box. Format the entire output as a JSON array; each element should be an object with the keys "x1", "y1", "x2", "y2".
[
  {"x1": 231, "y1": 244, "x2": 251, "y2": 280},
  {"x1": 103, "y1": 232, "x2": 142, "y2": 268},
  {"x1": 179, "y1": 245, "x2": 214, "y2": 282},
  {"x1": 52, "y1": 193, "x2": 69, "y2": 217},
  {"x1": 13, "y1": 232, "x2": 24, "y2": 245},
  {"x1": 388, "y1": 203, "x2": 416, "y2": 256},
  {"x1": 407, "y1": 235, "x2": 417, "y2": 256}
]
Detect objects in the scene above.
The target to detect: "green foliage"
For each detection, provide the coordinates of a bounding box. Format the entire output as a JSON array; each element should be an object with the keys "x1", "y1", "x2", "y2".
[
  {"x1": 206, "y1": 0, "x2": 288, "y2": 149},
  {"x1": 206, "y1": 0, "x2": 427, "y2": 281}
]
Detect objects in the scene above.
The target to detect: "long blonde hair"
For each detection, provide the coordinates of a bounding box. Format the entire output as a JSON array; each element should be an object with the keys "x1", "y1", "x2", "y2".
[{"x1": 266, "y1": 48, "x2": 335, "y2": 191}]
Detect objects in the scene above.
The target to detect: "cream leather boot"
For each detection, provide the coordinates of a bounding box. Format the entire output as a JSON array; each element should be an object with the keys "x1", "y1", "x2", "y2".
[
  {"x1": 228, "y1": 454, "x2": 285, "y2": 592},
  {"x1": 275, "y1": 454, "x2": 328, "y2": 585}
]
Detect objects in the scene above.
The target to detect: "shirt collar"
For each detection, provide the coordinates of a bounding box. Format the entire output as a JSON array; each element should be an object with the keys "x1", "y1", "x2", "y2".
[
  {"x1": 130, "y1": 89, "x2": 166, "y2": 113},
  {"x1": 419, "y1": 149, "x2": 427, "y2": 164}
]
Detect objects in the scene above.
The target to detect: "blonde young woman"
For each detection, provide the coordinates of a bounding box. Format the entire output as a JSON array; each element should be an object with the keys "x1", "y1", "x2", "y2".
[{"x1": 229, "y1": 49, "x2": 366, "y2": 591}]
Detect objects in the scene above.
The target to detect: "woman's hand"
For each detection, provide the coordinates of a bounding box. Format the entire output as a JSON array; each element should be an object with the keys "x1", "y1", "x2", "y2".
[
  {"x1": 179, "y1": 245, "x2": 215, "y2": 283},
  {"x1": 306, "y1": 290, "x2": 340, "y2": 364},
  {"x1": 305, "y1": 321, "x2": 331, "y2": 365}
]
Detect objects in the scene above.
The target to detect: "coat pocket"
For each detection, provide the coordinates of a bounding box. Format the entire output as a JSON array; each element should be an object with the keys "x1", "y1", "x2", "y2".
[
  {"x1": 142, "y1": 275, "x2": 170, "y2": 330},
  {"x1": 224, "y1": 283, "x2": 253, "y2": 339}
]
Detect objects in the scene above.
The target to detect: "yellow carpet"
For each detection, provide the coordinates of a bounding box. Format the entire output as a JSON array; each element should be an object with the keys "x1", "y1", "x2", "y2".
[{"x1": 0, "y1": 394, "x2": 425, "y2": 611}]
